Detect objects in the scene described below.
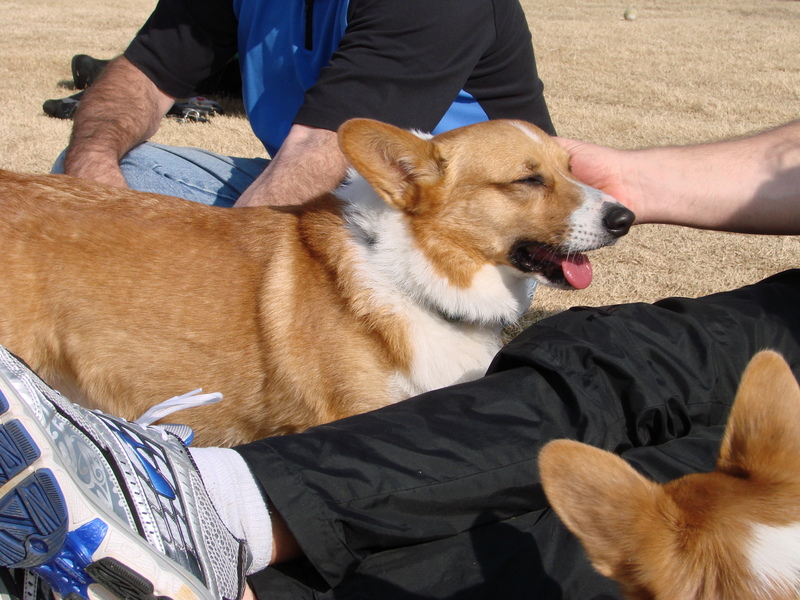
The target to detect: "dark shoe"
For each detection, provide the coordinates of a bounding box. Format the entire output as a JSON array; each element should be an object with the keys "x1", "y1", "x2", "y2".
[
  {"x1": 42, "y1": 92, "x2": 83, "y2": 119},
  {"x1": 167, "y1": 97, "x2": 225, "y2": 122},
  {"x1": 71, "y1": 55, "x2": 109, "y2": 90}
]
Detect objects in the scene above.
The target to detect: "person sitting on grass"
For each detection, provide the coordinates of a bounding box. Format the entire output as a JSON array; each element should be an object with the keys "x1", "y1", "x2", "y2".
[{"x1": 3, "y1": 119, "x2": 799, "y2": 600}]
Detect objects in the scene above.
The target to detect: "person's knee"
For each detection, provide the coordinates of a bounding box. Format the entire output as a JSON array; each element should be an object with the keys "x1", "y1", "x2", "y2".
[
  {"x1": 49, "y1": 143, "x2": 264, "y2": 206},
  {"x1": 50, "y1": 143, "x2": 203, "y2": 200}
]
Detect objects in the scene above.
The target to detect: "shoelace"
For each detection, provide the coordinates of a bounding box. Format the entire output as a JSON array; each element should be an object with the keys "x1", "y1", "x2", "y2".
[{"x1": 133, "y1": 389, "x2": 224, "y2": 445}]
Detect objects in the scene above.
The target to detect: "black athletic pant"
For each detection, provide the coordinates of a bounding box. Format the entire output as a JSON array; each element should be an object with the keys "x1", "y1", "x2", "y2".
[{"x1": 237, "y1": 269, "x2": 800, "y2": 599}]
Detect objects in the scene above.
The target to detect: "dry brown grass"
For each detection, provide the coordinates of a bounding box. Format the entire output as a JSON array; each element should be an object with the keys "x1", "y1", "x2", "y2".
[{"x1": 0, "y1": 0, "x2": 798, "y2": 331}]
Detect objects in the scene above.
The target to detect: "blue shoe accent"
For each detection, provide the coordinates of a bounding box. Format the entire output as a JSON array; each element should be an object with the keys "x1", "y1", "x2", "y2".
[
  {"x1": 0, "y1": 389, "x2": 8, "y2": 414},
  {"x1": 104, "y1": 422, "x2": 175, "y2": 499},
  {"x1": 0, "y1": 421, "x2": 41, "y2": 485},
  {"x1": 0, "y1": 469, "x2": 68, "y2": 568},
  {"x1": 33, "y1": 518, "x2": 108, "y2": 599}
]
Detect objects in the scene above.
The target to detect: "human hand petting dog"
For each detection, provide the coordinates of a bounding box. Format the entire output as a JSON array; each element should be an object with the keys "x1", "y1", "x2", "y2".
[
  {"x1": 557, "y1": 120, "x2": 800, "y2": 235},
  {"x1": 554, "y1": 137, "x2": 642, "y2": 219}
]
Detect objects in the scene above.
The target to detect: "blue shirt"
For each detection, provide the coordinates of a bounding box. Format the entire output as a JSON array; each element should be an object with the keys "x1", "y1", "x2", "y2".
[{"x1": 232, "y1": 0, "x2": 488, "y2": 155}]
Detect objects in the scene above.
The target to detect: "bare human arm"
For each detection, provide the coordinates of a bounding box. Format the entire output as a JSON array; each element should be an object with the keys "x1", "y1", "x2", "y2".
[
  {"x1": 233, "y1": 124, "x2": 350, "y2": 208},
  {"x1": 64, "y1": 56, "x2": 345, "y2": 206},
  {"x1": 558, "y1": 120, "x2": 800, "y2": 235},
  {"x1": 67, "y1": 64, "x2": 347, "y2": 206},
  {"x1": 63, "y1": 56, "x2": 175, "y2": 189}
]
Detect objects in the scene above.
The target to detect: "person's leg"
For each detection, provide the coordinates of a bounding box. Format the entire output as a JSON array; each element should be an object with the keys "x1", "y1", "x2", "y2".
[
  {"x1": 1, "y1": 271, "x2": 798, "y2": 599},
  {"x1": 238, "y1": 269, "x2": 800, "y2": 599},
  {"x1": 51, "y1": 144, "x2": 269, "y2": 207}
]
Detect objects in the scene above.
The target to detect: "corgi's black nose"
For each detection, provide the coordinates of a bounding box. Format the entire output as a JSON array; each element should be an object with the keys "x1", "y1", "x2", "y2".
[{"x1": 603, "y1": 205, "x2": 635, "y2": 238}]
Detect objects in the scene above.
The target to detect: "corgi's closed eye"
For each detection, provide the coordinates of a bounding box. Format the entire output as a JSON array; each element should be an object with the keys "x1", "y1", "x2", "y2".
[{"x1": 514, "y1": 175, "x2": 546, "y2": 187}]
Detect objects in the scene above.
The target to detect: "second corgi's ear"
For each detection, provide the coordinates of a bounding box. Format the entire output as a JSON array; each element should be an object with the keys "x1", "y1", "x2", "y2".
[
  {"x1": 718, "y1": 350, "x2": 800, "y2": 478},
  {"x1": 337, "y1": 119, "x2": 443, "y2": 212},
  {"x1": 539, "y1": 439, "x2": 660, "y2": 578}
]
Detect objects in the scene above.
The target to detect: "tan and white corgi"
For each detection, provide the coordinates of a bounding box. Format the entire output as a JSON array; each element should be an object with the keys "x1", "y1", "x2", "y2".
[
  {"x1": 0, "y1": 118, "x2": 633, "y2": 446},
  {"x1": 540, "y1": 350, "x2": 800, "y2": 600}
]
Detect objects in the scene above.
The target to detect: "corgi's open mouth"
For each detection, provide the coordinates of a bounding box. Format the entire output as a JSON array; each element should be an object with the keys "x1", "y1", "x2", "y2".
[{"x1": 509, "y1": 242, "x2": 593, "y2": 290}]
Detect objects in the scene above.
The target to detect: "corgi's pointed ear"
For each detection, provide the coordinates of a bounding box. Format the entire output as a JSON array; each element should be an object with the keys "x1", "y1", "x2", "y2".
[
  {"x1": 718, "y1": 350, "x2": 800, "y2": 476},
  {"x1": 539, "y1": 440, "x2": 659, "y2": 578},
  {"x1": 337, "y1": 119, "x2": 442, "y2": 212}
]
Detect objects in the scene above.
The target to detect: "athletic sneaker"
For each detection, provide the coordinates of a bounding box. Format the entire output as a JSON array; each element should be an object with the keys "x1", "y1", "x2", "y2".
[{"x1": 0, "y1": 347, "x2": 250, "y2": 600}]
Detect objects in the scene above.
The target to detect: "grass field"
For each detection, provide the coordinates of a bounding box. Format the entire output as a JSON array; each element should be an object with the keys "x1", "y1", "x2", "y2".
[{"x1": 0, "y1": 0, "x2": 798, "y2": 332}]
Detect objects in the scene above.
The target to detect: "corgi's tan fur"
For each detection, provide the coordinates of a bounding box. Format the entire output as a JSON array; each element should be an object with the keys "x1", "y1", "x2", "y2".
[
  {"x1": 0, "y1": 118, "x2": 632, "y2": 446},
  {"x1": 540, "y1": 350, "x2": 800, "y2": 600}
]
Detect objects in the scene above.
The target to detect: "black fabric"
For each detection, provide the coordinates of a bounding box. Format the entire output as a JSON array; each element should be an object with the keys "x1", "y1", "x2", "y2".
[
  {"x1": 296, "y1": 0, "x2": 555, "y2": 135},
  {"x1": 123, "y1": 0, "x2": 554, "y2": 135},
  {"x1": 237, "y1": 270, "x2": 800, "y2": 599},
  {"x1": 124, "y1": 0, "x2": 239, "y2": 98}
]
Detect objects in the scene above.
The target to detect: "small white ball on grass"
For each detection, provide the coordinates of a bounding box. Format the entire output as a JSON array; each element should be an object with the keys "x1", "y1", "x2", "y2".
[{"x1": 624, "y1": 7, "x2": 638, "y2": 21}]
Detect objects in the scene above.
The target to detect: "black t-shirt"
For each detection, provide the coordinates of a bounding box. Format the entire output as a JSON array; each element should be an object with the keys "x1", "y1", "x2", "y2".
[{"x1": 125, "y1": 0, "x2": 555, "y2": 152}]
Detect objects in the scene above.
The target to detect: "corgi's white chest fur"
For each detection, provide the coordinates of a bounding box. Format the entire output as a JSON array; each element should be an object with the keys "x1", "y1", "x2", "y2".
[
  {"x1": 747, "y1": 522, "x2": 800, "y2": 597},
  {"x1": 388, "y1": 302, "x2": 505, "y2": 399},
  {"x1": 338, "y1": 174, "x2": 532, "y2": 399}
]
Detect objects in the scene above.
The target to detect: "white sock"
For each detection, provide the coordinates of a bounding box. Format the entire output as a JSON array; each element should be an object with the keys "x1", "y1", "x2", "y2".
[{"x1": 189, "y1": 447, "x2": 273, "y2": 574}]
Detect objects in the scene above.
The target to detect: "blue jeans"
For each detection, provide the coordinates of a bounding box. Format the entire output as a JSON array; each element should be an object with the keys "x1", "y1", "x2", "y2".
[{"x1": 52, "y1": 143, "x2": 269, "y2": 207}]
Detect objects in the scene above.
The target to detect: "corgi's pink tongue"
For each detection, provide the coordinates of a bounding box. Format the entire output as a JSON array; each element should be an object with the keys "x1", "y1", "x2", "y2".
[
  {"x1": 547, "y1": 253, "x2": 592, "y2": 290},
  {"x1": 561, "y1": 254, "x2": 593, "y2": 290},
  {"x1": 522, "y1": 245, "x2": 594, "y2": 289}
]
